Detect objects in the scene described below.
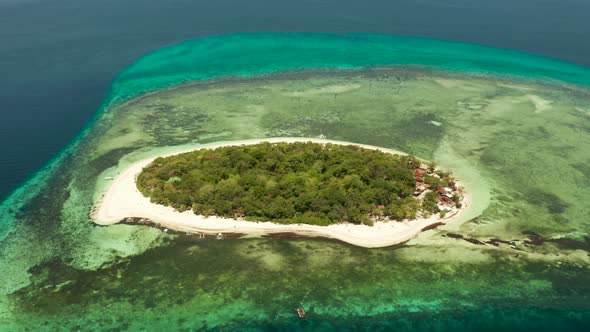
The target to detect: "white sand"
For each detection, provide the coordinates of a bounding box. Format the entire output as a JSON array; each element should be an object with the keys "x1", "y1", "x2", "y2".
[
  {"x1": 286, "y1": 84, "x2": 362, "y2": 97},
  {"x1": 93, "y1": 137, "x2": 467, "y2": 248},
  {"x1": 526, "y1": 94, "x2": 553, "y2": 113}
]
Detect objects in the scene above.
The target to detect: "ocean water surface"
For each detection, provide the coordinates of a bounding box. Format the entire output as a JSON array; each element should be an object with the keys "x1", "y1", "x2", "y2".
[
  {"x1": 2, "y1": 0, "x2": 590, "y2": 199},
  {"x1": 0, "y1": 33, "x2": 589, "y2": 330}
]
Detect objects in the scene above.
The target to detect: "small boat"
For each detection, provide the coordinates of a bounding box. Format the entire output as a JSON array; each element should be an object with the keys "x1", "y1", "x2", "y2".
[{"x1": 296, "y1": 307, "x2": 306, "y2": 319}]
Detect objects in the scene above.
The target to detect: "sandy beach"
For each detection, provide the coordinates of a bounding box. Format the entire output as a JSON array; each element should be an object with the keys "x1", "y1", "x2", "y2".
[{"x1": 93, "y1": 137, "x2": 468, "y2": 248}]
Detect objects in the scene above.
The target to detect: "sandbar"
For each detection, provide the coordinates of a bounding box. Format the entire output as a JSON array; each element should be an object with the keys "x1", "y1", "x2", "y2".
[{"x1": 93, "y1": 138, "x2": 468, "y2": 248}]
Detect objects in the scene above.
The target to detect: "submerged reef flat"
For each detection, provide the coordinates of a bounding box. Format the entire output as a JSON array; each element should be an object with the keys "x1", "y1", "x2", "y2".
[{"x1": 1, "y1": 34, "x2": 590, "y2": 330}]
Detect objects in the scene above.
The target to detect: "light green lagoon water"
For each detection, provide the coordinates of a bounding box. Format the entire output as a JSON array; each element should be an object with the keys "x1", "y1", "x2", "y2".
[{"x1": 1, "y1": 33, "x2": 590, "y2": 331}]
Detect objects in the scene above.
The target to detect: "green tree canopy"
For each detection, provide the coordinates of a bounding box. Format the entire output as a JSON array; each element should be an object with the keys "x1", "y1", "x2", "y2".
[{"x1": 137, "y1": 142, "x2": 431, "y2": 226}]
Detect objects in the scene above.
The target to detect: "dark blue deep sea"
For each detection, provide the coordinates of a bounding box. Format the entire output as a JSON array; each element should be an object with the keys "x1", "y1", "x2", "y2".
[{"x1": 1, "y1": 0, "x2": 590, "y2": 199}]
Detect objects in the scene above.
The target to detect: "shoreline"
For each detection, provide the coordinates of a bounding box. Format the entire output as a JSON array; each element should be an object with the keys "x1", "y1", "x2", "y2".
[{"x1": 93, "y1": 137, "x2": 469, "y2": 248}]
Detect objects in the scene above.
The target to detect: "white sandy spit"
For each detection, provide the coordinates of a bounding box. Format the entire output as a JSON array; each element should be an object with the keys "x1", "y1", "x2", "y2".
[{"x1": 93, "y1": 137, "x2": 468, "y2": 248}]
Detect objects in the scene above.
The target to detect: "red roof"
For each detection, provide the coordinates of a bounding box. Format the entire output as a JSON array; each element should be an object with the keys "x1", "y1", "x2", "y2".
[{"x1": 414, "y1": 169, "x2": 427, "y2": 176}]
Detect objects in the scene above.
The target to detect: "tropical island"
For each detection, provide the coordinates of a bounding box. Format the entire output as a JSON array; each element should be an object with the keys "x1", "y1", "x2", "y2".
[
  {"x1": 138, "y1": 141, "x2": 461, "y2": 225},
  {"x1": 94, "y1": 138, "x2": 466, "y2": 247}
]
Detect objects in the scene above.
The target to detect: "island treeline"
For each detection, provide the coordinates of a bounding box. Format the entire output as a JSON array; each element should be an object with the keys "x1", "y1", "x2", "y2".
[{"x1": 137, "y1": 142, "x2": 442, "y2": 226}]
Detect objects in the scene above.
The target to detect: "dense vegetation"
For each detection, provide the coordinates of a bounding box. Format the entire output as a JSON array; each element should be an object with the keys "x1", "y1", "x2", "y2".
[{"x1": 137, "y1": 142, "x2": 426, "y2": 226}]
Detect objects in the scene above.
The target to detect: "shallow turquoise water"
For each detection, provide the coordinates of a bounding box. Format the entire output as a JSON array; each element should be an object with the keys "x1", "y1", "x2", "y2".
[
  {"x1": 4, "y1": 33, "x2": 590, "y2": 240},
  {"x1": 1, "y1": 33, "x2": 589, "y2": 331},
  {"x1": 3, "y1": 33, "x2": 590, "y2": 237}
]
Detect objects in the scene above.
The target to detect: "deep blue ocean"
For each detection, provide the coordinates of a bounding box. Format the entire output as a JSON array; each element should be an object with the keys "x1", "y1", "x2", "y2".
[{"x1": 1, "y1": 0, "x2": 590, "y2": 200}]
